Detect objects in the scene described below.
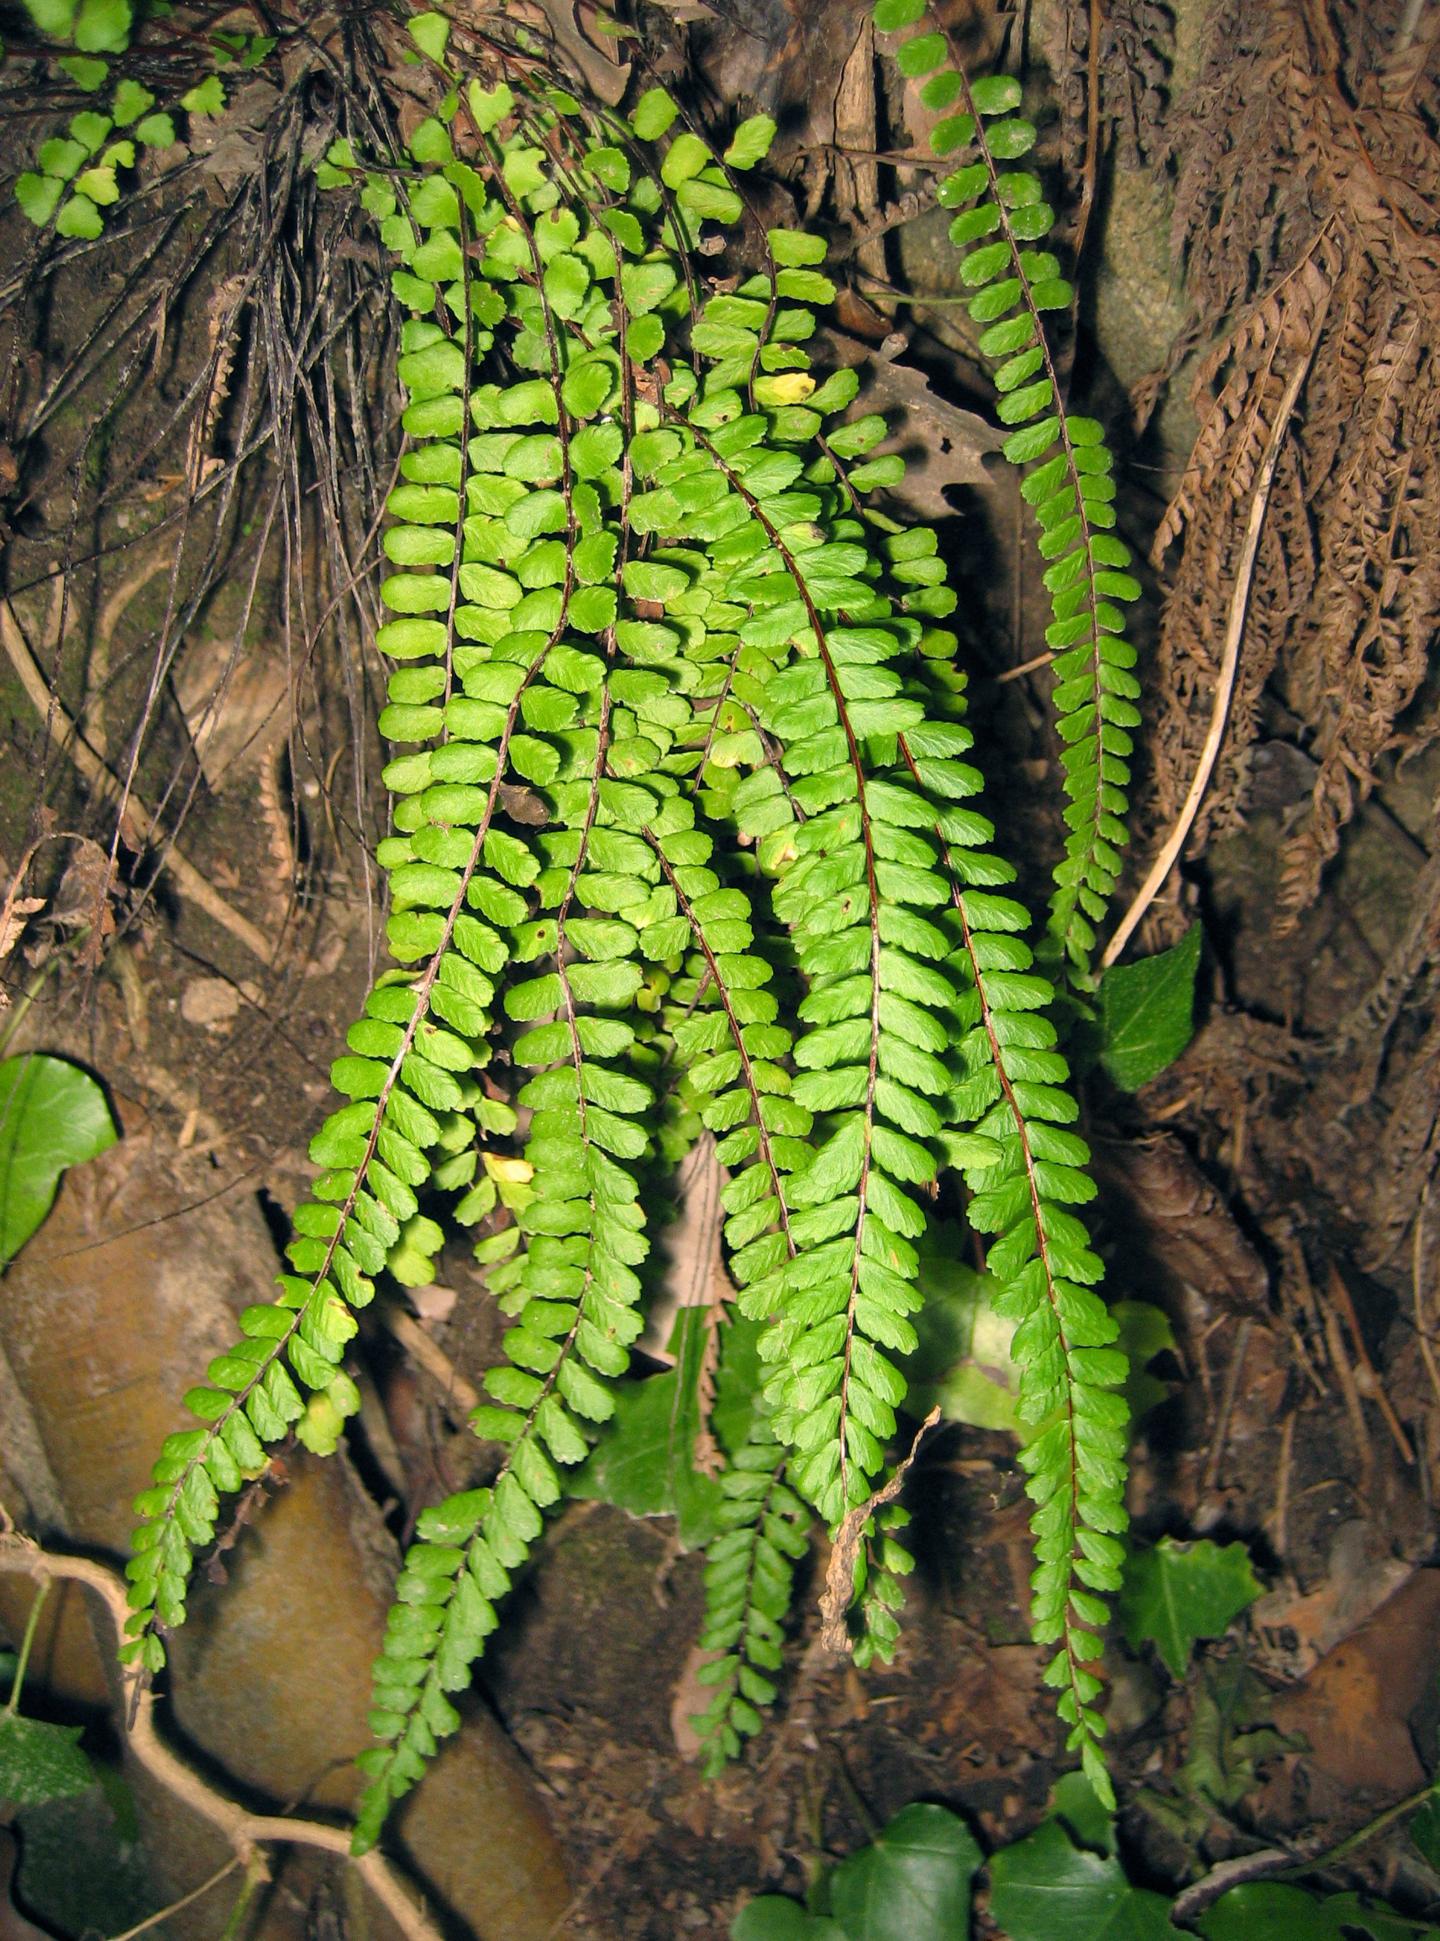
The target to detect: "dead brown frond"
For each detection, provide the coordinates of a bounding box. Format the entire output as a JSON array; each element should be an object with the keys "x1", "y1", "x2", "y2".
[{"x1": 1145, "y1": 0, "x2": 1440, "y2": 942}]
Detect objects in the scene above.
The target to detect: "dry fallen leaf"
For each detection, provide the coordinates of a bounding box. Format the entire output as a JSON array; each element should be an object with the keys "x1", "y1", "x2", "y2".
[
  {"x1": 826, "y1": 329, "x2": 1004, "y2": 521},
  {"x1": 0, "y1": 895, "x2": 43, "y2": 971},
  {"x1": 1271, "y1": 1568, "x2": 1440, "y2": 1796},
  {"x1": 517, "y1": 0, "x2": 633, "y2": 106}
]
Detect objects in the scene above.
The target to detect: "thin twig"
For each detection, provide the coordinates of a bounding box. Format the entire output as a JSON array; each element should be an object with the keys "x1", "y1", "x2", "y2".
[
  {"x1": 1413, "y1": 1183, "x2": 1440, "y2": 1414},
  {"x1": 1170, "y1": 1848, "x2": 1298, "y2": 1924},
  {"x1": 1328, "y1": 1262, "x2": 1415, "y2": 1465},
  {"x1": 1172, "y1": 1774, "x2": 1440, "y2": 1922},
  {"x1": 1200, "y1": 1319, "x2": 1251, "y2": 1500},
  {"x1": 105, "y1": 1857, "x2": 243, "y2": 1941},
  {"x1": 0, "y1": 1536, "x2": 442, "y2": 1941},
  {"x1": 996, "y1": 645, "x2": 1057, "y2": 685},
  {"x1": 819, "y1": 1408, "x2": 940, "y2": 1652},
  {"x1": 1396, "y1": 0, "x2": 1426, "y2": 52},
  {"x1": 0, "y1": 598, "x2": 274, "y2": 964},
  {"x1": 381, "y1": 1303, "x2": 482, "y2": 1416},
  {"x1": 1102, "y1": 344, "x2": 1321, "y2": 967}
]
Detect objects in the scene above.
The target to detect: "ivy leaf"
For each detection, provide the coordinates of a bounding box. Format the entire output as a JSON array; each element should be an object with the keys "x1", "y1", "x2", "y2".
[
  {"x1": 830, "y1": 1804, "x2": 981, "y2": 1941},
  {"x1": 988, "y1": 1819, "x2": 1176, "y2": 1941},
  {"x1": 1199, "y1": 1884, "x2": 1438, "y2": 1941},
  {"x1": 900, "y1": 1242, "x2": 1020, "y2": 1432},
  {"x1": 731, "y1": 1902, "x2": 844, "y2": 1940},
  {"x1": 0, "y1": 1055, "x2": 117, "y2": 1265},
  {"x1": 1098, "y1": 926, "x2": 1201, "y2": 1091},
  {"x1": 1050, "y1": 1771, "x2": 1117, "y2": 1857},
  {"x1": 1118, "y1": 1537, "x2": 1262, "y2": 1677},
  {"x1": 0, "y1": 1714, "x2": 95, "y2": 1805}
]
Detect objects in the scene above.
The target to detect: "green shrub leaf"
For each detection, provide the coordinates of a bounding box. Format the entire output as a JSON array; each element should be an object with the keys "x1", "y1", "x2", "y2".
[
  {"x1": 0, "y1": 1055, "x2": 117, "y2": 1265},
  {"x1": 1098, "y1": 926, "x2": 1202, "y2": 1090}
]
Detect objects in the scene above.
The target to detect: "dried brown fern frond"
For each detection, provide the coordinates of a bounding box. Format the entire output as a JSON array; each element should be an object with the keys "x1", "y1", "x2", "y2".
[
  {"x1": 1149, "y1": 228, "x2": 1336, "y2": 849},
  {"x1": 1146, "y1": 0, "x2": 1440, "y2": 928}
]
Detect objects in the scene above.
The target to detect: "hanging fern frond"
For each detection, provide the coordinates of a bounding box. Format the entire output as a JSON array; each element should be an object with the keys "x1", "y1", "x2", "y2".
[
  {"x1": 874, "y1": 0, "x2": 1143, "y2": 979},
  {"x1": 693, "y1": 1413, "x2": 809, "y2": 1775},
  {"x1": 83, "y1": 0, "x2": 1142, "y2": 1856}
]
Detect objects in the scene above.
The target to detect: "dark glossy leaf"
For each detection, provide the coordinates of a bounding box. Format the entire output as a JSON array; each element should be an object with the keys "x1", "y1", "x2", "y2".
[
  {"x1": 0, "y1": 1715, "x2": 94, "y2": 1806},
  {"x1": 989, "y1": 1819, "x2": 1176, "y2": 1940},
  {"x1": 732, "y1": 1899, "x2": 844, "y2": 1940},
  {"x1": 830, "y1": 1804, "x2": 981, "y2": 1941},
  {"x1": 1199, "y1": 1884, "x2": 1437, "y2": 1941}
]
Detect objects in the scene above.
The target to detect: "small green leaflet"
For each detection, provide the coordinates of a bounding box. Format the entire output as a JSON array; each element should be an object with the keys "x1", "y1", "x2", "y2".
[
  {"x1": 1098, "y1": 925, "x2": 1201, "y2": 1091},
  {"x1": 408, "y1": 9, "x2": 450, "y2": 62},
  {"x1": 24, "y1": 0, "x2": 80, "y2": 35},
  {"x1": 724, "y1": 115, "x2": 777, "y2": 170},
  {"x1": 180, "y1": 73, "x2": 225, "y2": 116},
  {"x1": 0, "y1": 1055, "x2": 118, "y2": 1266},
  {"x1": 73, "y1": 0, "x2": 132, "y2": 53},
  {"x1": 988, "y1": 1818, "x2": 1176, "y2": 1941},
  {"x1": 0, "y1": 1714, "x2": 95, "y2": 1805},
  {"x1": 1117, "y1": 1536, "x2": 1262, "y2": 1678}
]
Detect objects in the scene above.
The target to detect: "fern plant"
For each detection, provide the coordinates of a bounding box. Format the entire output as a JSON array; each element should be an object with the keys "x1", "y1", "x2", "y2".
[{"x1": 48, "y1": 0, "x2": 1146, "y2": 1853}]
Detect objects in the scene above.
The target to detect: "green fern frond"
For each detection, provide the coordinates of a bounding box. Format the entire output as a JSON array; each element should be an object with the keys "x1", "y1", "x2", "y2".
[
  {"x1": 653, "y1": 823, "x2": 814, "y2": 1760},
  {"x1": 104, "y1": 9, "x2": 1142, "y2": 1844},
  {"x1": 874, "y1": 1, "x2": 1142, "y2": 977},
  {"x1": 851, "y1": 1502, "x2": 916, "y2": 1670},
  {"x1": 693, "y1": 1414, "x2": 808, "y2": 1775}
]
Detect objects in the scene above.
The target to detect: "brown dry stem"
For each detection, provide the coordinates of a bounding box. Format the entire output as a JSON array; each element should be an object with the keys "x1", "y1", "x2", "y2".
[{"x1": 0, "y1": 1533, "x2": 442, "y2": 1941}]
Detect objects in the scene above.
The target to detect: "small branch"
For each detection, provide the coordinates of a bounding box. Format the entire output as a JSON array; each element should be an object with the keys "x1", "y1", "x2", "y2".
[
  {"x1": 0, "y1": 598, "x2": 274, "y2": 965},
  {"x1": 1170, "y1": 1848, "x2": 1298, "y2": 1924},
  {"x1": 108, "y1": 1857, "x2": 243, "y2": 1941},
  {"x1": 0, "y1": 1535, "x2": 442, "y2": 1941},
  {"x1": 1101, "y1": 345, "x2": 1321, "y2": 968},
  {"x1": 1171, "y1": 1777, "x2": 1440, "y2": 1924}
]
